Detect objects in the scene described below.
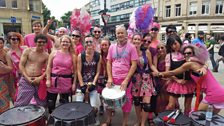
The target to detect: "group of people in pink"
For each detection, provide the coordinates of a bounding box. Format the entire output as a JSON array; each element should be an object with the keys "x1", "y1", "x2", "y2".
[{"x1": 1, "y1": 16, "x2": 224, "y2": 126}]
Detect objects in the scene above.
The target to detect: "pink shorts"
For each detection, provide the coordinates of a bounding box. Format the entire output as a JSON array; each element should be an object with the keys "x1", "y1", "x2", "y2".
[{"x1": 113, "y1": 78, "x2": 133, "y2": 113}]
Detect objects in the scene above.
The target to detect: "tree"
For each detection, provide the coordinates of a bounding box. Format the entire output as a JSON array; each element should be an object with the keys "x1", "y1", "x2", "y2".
[
  {"x1": 42, "y1": 2, "x2": 51, "y2": 26},
  {"x1": 61, "y1": 11, "x2": 72, "y2": 28}
]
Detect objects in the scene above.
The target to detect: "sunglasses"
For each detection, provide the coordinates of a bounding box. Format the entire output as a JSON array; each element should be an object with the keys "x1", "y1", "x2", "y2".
[
  {"x1": 11, "y1": 38, "x2": 20, "y2": 41},
  {"x1": 36, "y1": 40, "x2": 47, "y2": 44},
  {"x1": 157, "y1": 47, "x2": 165, "y2": 50},
  {"x1": 167, "y1": 29, "x2": 176, "y2": 33},
  {"x1": 184, "y1": 52, "x2": 193, "y2": 55},
  {"x1": 151, "y1": 28, "x2": 159, "y2": 31},
  {"x1": 94, "y1": 31, "x2": 101, "y2": 33},
  {"x1": 72, "y1": 34, "x2": 81, "y2": 38},
  {"x1": 143, "y1": 40, "x2": 151, "y2": 43},
  {"x1": 85, "y1": 41, "x2": 93, "y2": 44}
]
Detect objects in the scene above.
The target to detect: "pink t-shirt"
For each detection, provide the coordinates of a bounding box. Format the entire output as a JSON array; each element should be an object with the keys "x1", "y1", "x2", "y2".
[
  {"x1": 107, "y1": 42, "x2": 138, "y2": 79},
  {"x1": 24, "y1": 33, "x2": 52, "y2": 52}
]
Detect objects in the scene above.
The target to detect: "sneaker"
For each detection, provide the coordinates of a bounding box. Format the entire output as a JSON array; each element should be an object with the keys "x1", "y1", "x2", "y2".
[{"x1": 99, "y1": 105, "x2": 104, "y2": 115}]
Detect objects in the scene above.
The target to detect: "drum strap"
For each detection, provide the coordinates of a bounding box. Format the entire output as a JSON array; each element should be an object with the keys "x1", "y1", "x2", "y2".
[{"x1": 194, "y1": 75, "x2": 205, "y2": 111}]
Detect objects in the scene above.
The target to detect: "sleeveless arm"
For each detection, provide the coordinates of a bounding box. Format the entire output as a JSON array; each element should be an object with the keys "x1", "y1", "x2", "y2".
[
  {"x1": 19, "y1": 48, "x2": 31, "y2": 79},
  {"x1": 77, "y1": 54, "x2": 84, "y2": 86},
  {"x1": 92, "y1": 55, "x2": 102, "y2": 85},
  {"x1": 146, "y1": 50, "x2": 158, "y2": 73}
]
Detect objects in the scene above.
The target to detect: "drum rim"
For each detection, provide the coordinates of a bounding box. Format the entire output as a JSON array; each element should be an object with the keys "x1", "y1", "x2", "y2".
[
  {"x1": 102, "y1": 86, "x2": 126, "y2": 100},
  {"x1": 0, "y1": 105, "x2": 45, "y2": 125},
  {"x1": 51, "y1": 102, "x2": 93, "y2": 121}
]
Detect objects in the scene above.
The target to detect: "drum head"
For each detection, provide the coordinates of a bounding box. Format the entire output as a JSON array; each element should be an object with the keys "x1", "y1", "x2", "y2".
[
  {"x1": 51, "y1": 102, "x2": 93, "y2": 121},
  {"x1": 0, "y1": 105, "x2": 45, "y2": 125},
  {"x1": 158, "y1": 110, "x2": 191, "y2": 125},
  {"x1": 102, "y1": 85, "x2": 125, "y2": 100},
  {"x1": 190, "y1": 111, "x2": 224, "y2": 126}
]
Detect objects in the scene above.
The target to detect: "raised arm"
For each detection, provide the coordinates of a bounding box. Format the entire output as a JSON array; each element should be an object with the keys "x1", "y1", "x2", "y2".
[{"x1": 42, "y1": 19, "x2": 55, "y2": 41}]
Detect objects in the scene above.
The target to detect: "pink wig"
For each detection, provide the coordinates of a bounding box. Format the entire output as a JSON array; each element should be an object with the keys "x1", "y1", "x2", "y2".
[
  {"x1": 181, "y1": 44, "x2": 209, "y2": 64},
  {"x1": 58, "y1": 27, "x2": 68, "y2": 34}
]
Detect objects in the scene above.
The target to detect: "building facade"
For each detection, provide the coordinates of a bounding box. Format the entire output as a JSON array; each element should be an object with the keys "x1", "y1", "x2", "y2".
[
  {"x1": 0, "y1": 0, "x2": 43, "y2": 36},
  {"x1": 89, "y1": 0, "x2": 224, "y2": 41},
  {"x1": 157, "y1": 0, "x2": 224, "y2": 40},
  {"x1": 89, "y1": 0, "x2": 159, "y2": 35}
]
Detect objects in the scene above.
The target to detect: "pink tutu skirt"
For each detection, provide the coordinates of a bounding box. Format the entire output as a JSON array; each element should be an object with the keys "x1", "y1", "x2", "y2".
[{"x1": 167, "y1": 80, "x2": 196, "y2": 94}]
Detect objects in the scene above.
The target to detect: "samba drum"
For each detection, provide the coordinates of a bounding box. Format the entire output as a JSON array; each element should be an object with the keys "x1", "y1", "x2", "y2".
[
  {"x1": 0, "y1": 105, "x2": 46, "y2": 126},
  {"x1": 154, "y1": 110, "x2": 192, "y2": 126},
  {"x1": 50, "y1": 102, "x2": 95, "y2": 126},
  {"x1": 190, "y1": 111, "x2": 224, "y2": 126},
  {"x1": 102, "y1": 85, "x2": 126, "y2": 109}
]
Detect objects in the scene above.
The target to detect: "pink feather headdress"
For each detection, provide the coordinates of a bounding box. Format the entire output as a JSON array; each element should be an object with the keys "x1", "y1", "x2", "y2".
[{"x1": 70, "y1": 9, "x2": 92, "y2": 36}]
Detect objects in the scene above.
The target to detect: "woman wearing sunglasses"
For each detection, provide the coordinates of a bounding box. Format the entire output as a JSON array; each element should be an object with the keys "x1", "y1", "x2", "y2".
[
  {"x1": 158, "y1": 44, "x2": 224, "y2": 113},
  {"x1": 165, "y1": 35, "x2": 196, "y2": 116},
  {"x1": 71, "y1": 29, "x2": 84, "y2": 55},
  {"x1": 7, "y1": 32, "x2": 27, "y2": 102},
  {"x1": 149, "y1": 22, "x2": 161, "y2": 58},
  {"x1": 153, "y1": 43, "x2": 169, "y2": 114},
  {"x1": 131, "y1": 33, "x2": 158, "y2": 126}
]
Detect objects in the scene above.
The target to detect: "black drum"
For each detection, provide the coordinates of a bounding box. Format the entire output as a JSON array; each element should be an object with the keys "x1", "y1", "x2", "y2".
[
  {"x1": 0, "y1": 105, "x2": 46, "y2": 126},
  {"x1": 50, "y1": 102, "x2": 95, "y2": 126},
  {"x1": 190, "y1": 111, "x2": 224, "y2": 126},
  {"x1": 154, "y1": 110, "x2": 192, "y2": 126}
]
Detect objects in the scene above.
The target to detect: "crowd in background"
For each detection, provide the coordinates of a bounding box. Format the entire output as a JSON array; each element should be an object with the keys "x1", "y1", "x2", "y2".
[{"x1": 1, "y1": 19, "x2": 224, "y2": 126}]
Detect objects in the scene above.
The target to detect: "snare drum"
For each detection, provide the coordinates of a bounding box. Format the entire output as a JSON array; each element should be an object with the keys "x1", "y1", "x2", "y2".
[
  {"x1": 0, "y1": 105, "x2": 46, "y2": 126},
  {"x1": 50, "y1": 102, "x2": 95, "y2": 126},
  {"x1": 190, "y1": 111, "x2": 224, "y2": 126},
  {"x1": 102, "y1": 85, "x2": 126, "y2": 109}
]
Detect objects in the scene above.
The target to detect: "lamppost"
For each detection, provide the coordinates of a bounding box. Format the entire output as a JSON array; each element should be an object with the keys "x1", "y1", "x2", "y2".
[{"x1": 99, "y1": 0, "x2": 110, "y2": 35}]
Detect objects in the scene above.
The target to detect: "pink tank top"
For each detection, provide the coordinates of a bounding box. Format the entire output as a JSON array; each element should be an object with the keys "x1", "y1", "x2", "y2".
[
  {"x1": 191, "y1": 70, "x2": 224, "y2": 103},
  {"x1": 48, "y1": 51, "x2": 73, "y2": 93}
]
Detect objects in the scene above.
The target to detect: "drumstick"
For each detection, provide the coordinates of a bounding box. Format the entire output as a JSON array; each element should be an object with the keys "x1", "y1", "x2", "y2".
[
  {"x1": 163, "y1": 110, "x2": 176, "y2": 122},
  {"x1": 169, "y1": 109, "x2": 180, "y2": 124}
]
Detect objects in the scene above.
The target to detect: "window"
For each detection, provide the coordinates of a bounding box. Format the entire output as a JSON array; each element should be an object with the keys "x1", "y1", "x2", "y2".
[
  {"x1": 189, "y1": 2, "x2": 197, "y2": 15},
  {"x1": 202, "y1": 1, "x2": 210, "y2": 15},
  {"x1": 216, "y1": 0, "x2": 223, "y2": 14},
  {"x1": 165, "y1": 5, "x2": 171, "y2": 17},
  {"x1": 12, "y1": 0, "x2": 17, "y2": 8},
  {"x1": 29, "y1": 0, "x2": 41, "y2": 12},
  {"x1": 175, "y1": 4, "x2": 181, "y2": 16},
  {"x1": 0, "y1": 0, "x2": 6, "y2": 7}
]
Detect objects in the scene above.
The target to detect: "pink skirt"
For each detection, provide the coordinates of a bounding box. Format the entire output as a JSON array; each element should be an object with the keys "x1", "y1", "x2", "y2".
[{"x1": 167, "y1": 80, "x2": 196, "y2": 94}]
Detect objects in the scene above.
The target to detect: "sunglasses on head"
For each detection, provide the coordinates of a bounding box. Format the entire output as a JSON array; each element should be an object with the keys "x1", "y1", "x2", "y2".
[
  {"x1": 72, "y1": 34, "x2": 81, "y2": 38},
  {"x1": 184, "y1": 52, "x2": 193, "y2": 55},
  {"x1": 94, "y1": 31, "x2": 101, "y2": 33},
  {"x1": 151, "y1": 27, "x2": 159, "y2": 31},
  {"x1": 11, "y1": 38, "x2": 20, "y2": 41}
]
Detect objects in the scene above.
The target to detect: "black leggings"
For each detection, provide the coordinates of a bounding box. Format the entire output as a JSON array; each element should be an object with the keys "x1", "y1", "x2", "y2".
[{"x1": 47, "y1": 92, "x2": 69, "y2": 113}]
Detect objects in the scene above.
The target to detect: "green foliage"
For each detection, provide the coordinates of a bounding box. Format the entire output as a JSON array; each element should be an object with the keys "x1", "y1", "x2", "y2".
[{"x1": 61, "y1": 11, "x2": 72, "y2": 28}]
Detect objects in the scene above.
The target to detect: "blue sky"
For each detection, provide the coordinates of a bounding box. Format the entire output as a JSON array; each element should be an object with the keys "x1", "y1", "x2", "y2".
[{"x1": 42, "y1": 0, "x2": 90, "y2": 20}]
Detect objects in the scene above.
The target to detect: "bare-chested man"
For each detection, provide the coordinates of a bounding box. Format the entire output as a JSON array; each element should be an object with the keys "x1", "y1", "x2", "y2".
[
  {"x1": 43, "y1": 19, "x2": 67, "y2": 50},
  {"x1": 14, "y1": 34, "x2": 49, "y2": 107}
]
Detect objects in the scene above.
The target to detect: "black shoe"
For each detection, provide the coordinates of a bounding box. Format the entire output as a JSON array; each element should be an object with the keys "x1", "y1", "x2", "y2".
[{"x1": 212, "y1": 68, "x2": 218, "y2": 72}]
